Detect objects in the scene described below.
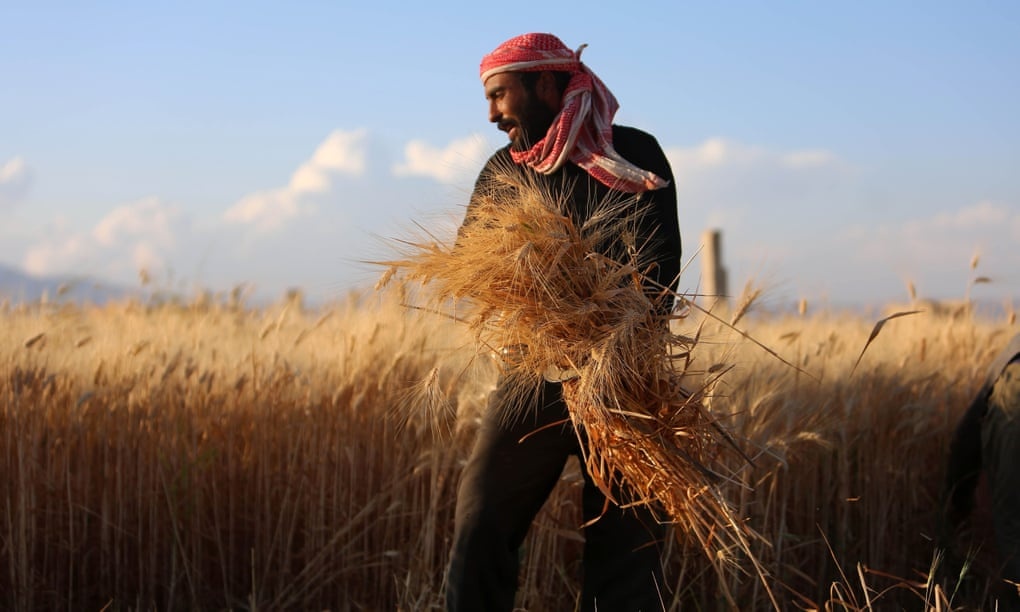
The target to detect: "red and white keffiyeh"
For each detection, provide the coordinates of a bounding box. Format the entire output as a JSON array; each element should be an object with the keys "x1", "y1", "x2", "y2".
[{"x1": 480, "y1": 33, "x2": 668, "y2": 194}]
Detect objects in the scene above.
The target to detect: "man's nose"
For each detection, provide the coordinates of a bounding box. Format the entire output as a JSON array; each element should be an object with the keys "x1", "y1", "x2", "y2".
[{"x1": 488, "y1": 101, "x2": 501, "y2": 124}]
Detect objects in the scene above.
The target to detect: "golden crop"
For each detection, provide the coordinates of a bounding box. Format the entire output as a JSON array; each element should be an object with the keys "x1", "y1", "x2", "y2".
[{"x1": 1, "y1": 289, "x2": 1015, "y2": 610}]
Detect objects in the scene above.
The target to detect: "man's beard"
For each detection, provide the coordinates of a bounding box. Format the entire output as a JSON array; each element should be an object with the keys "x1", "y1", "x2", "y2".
[{"x1": 510, "y1": 97, "x2": 558, "y2": 152}]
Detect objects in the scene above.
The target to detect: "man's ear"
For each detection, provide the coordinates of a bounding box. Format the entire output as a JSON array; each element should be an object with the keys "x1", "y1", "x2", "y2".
[{"x1": 536, "y1": 71, "x2": 563, "y2": 111}]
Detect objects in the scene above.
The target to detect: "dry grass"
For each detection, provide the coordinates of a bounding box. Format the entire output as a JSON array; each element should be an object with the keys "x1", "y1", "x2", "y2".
[
  {"x1": 687, "y1": 306, "x2": 1013, "y2": 609},
  {"x1": 1, "y1": 291, "x2": 485, "y2": 610},
  {"x1": 1, "y1": 283, "x2": 1017, "y2": 608}
]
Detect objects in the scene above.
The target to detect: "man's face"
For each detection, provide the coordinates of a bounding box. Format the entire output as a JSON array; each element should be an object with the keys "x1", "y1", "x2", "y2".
[{"x1": 484, "y1": 72, "x2": 558, "y2": 151}]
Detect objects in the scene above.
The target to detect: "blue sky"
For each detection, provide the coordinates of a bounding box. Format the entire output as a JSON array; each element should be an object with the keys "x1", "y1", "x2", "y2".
[{"x1": 2, "y1": 1, "x2": 1018, "y2": 309}]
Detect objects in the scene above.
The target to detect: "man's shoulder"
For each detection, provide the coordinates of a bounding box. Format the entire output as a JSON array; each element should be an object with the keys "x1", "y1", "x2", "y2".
[
  {"x1": 475, "y1": 145, "x2": 513, "y2": 177},
  {"x1": 611, "y1": 125, "x2": 662, "y2": 148},
  {"x1": 610, "y1": 125, "x2": 668, "y2": 166},
  {"x1": 472, "y1": 146, "x2": 519, "y2": 194},
  {"x1": 610, "y1": 125, "x2": 671, "y2": 181},
  {"x1": 484, "y1": 145, "x2": 513, "y2": 164}
]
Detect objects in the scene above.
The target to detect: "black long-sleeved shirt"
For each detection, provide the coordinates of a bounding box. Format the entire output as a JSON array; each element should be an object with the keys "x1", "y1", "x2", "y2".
[{"x1": 461, "y1": 125, "x2": 682, "y2": 299}]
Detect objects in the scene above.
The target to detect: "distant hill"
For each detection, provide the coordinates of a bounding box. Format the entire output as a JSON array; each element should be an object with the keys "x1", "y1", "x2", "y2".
[{"x1": 0, "y1": 263, "x2": 132, "y2": 305}]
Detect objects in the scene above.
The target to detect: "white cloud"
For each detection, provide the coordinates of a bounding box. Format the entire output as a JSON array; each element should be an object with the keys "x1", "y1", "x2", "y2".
[
  {"x1": 289, "y1": 165, "x2": 332, "y2": 194},
  {"x1": 661, "y1": 138, "x2": 851, "y2": 278},
  {"x1": 24, "y1": 197, "x2": 187, "y2": 279},
  {"x1": 655, "y1": 138, "x2": 1010, "y2": 305},
  {"x1": 393, "y1": 134, "x2": 491, "y2": 183},
  {"x1": 224, "y1": 129, "x2": 372, "y2": 232},
  {"x1": 779, "y1": 200, "x2": 1020, "y2": 303},
  {"x1": 0, "y1": 156, "x2": 33, "y2": 208},
  {"x1": 45, "y1": 127, "x2": 476, "y2": 299},
  {"x1": 665, "y1": 138, "x2": 846, "y2": 185},
  {"x1": 307, "y1": 130, "x2": 369, "y2": 175},
  {"x1": 23, "y1": 218, "x2": 91, "y2": 277},
  {"x1": 224, "y1": 129, "x2": 490, "y2": 234},
  {"x1": 781, "y1": 150, "x2": 837, "y2": 169},
  {"x1": 929, "y1": 201, "x2": 1012, "y2": 230},
  {"x1": 93, "y1": 197, "x2": 177, "y2": 248},
  {"x1": 289, "y1": 129, "x2": 369, "y2": 194},
  {"x1": 662, "y1": 138, "x2": 853, "y2": 287},
  {"x1": 223, "y1": 189, "x2": 308, "y2": 233},
  {"x1": 660, "y1": 136, "x2": 811, "y2": 169},
  {"x1": 131, "y1": 242, "x2": 164, "y2": 274}
]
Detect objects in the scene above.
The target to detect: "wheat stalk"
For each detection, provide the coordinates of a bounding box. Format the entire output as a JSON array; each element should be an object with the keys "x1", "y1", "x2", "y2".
[{"x1": 377, "y1": 158, "x2": 774, "y2": 606}]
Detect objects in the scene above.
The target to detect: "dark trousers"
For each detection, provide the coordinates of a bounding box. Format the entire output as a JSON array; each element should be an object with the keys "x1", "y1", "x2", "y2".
[{"x1": 446, "y1": 380, "x2": 667, "y2": 611}]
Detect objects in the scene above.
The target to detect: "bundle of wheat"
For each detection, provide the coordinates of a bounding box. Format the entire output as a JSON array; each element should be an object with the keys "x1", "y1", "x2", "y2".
[{"x1": 378, "y1": 159, "x2": 772, "y2": 605}]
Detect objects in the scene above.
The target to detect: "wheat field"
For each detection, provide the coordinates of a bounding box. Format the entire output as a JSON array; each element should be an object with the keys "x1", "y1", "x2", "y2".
[{"x1": 1, "y1": 286, "x2": 1016, "y2": 610}]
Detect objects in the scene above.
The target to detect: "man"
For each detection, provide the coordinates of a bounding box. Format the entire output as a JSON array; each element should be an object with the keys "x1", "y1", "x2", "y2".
[
  {"x1": 944, "y1": 333, "x2": 1020, "y2": 606},
  {"x1": 446, "y1": 33, "x2": 681, "y2": 612}
]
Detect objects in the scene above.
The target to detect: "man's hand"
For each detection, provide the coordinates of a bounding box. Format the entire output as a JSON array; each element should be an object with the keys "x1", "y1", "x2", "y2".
[
  {"x1": 542, "y1": 363, "x2": 579, "y2": 382},
  {"x1": 492, "y1": 343, "x2": 579, "y2": 382}
]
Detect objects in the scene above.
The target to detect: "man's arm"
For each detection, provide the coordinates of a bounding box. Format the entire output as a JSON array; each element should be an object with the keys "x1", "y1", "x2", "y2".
[{"x1": 614, "y1": 127, "x2": 682, "y2": 301}]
